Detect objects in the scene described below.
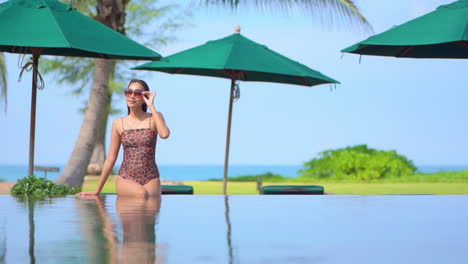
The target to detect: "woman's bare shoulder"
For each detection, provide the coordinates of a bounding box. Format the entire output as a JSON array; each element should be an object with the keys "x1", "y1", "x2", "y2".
[
  {"x1": 113, "y1": 117, "x2": 125, "y2": 125},
  {"x1": 113, "y1": 117, "x2": 125, "y2": 134}
]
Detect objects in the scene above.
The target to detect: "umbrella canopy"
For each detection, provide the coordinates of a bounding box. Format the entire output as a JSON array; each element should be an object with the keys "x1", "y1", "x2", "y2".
[
  {"x1": 0, "y1": 0, "x2": 161, "y2": 59},
  {"x1": 342, "y1": 0, "x2": 468, "y2": 58},
  {"x1": 0, "y1": 0, "x2": 162, "y2": 177},
  {"x1": 134, "y1": 26, "x2": 338, "y2": 194},
  {"x1": 135, "y1": 31, "x2": 338, "y2": 86}
]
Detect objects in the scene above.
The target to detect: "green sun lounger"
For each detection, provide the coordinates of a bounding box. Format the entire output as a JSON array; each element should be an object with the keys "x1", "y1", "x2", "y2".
[
  {"x1": 162, "y1": 185, "x2": 193, "y2": 195},
  {"x1": 261, "y1": 185, "x2": 324, "y2": 195}
]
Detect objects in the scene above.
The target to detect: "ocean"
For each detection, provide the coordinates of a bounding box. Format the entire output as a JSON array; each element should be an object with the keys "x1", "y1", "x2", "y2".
[{"x1": 1, "y1": 164, "x2": 468, "y2": 182}]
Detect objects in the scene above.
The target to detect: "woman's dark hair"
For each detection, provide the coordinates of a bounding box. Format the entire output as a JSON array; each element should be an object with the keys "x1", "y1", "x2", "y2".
[{"x1": 126, "y1": 79, "x2": 150, "y2": 115}]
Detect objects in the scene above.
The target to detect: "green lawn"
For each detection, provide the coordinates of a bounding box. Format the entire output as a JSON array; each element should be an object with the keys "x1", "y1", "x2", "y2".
[
  {"x1": 316, "y1": 182, "x2": 468, "y2": 195},
  {"x1": 81, "y1": 177, "x2": 468, "y2": 195},
  {"x1": 186, "y1": 181, "x2": 468, "y2": 195}
]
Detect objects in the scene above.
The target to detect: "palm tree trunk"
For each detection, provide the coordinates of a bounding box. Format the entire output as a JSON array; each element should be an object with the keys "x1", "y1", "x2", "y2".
[
  {"x1": 87, "y1": 60, "x2": 116, "y2": 176},
  {"x1": 87, "y1": 96, "x2": 110, "y2": 175},
  {"x1": 56, "y1": 59, "x2": 112, "y2": 186},
  {"x1": 56, "y1": 0, "x2": 127, "y2": 187}
]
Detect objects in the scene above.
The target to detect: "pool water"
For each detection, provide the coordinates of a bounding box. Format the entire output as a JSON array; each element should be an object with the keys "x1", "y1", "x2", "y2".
[{"x1": 1, "y1": 195, "x2": 467, "y2": 263}]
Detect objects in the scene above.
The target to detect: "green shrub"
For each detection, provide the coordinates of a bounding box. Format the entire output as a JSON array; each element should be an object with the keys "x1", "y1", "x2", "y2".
[
  {"x1": 10, "y1": 175, "x2": 81, "y2": 197},
  {"x1": 300, "y1": 144, "x2": 417, "y2": 181},
  {"x1": 208, "y1": 172, "x2": 288, "y2": 182}
]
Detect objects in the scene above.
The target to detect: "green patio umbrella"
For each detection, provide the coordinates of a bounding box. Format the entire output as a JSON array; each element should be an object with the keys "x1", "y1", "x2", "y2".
[
  {"x1": 342, "y1": 0, "x2": 468, "y2": 58},
  {"x1": 134, "y1": 26, "x2": 339, "y2": 194},
  {"x1": 0, "y1": 0, "x2": 162, "y2": 177}
]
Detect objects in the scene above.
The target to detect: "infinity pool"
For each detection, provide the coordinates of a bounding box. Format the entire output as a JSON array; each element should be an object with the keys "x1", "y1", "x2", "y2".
[{"x1": 1, "y1": 195, "x2": 467, "y2": 263}]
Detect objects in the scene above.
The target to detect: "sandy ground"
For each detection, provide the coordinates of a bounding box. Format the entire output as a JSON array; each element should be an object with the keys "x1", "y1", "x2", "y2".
[{"x1": 0, "y1": 182, "x2": 15, "y2": 194}]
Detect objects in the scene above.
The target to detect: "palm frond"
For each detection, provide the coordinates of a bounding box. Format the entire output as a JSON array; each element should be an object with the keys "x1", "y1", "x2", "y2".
[
  {"x1": 0, "y1": 53, "x2": 7, "y2": 113},
  {"x1": 66, "y1": 0, "x2": 97, "y2": 16},
  {"x1": 198, "y1": 0, "x2": 373, "y2": 33}
]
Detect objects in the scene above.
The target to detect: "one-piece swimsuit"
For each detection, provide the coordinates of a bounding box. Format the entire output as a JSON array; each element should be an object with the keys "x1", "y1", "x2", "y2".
[{"x1": 118, "y1": 117, "x2": 160, "y2": 185}]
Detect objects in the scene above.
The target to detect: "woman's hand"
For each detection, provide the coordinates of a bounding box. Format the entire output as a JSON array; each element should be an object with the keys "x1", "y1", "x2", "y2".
[
  {"x1": 76, "y1": 191, "x2": 100, "y2": 197},
  {"x1": 143, "y1": 90, "x2": 156, "y2": 106}
]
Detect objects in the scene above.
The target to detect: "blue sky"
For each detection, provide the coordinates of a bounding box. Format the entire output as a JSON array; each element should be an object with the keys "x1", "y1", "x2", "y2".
[{"x1": 0, "y1": 0, "x2": 467, "y2": 167}]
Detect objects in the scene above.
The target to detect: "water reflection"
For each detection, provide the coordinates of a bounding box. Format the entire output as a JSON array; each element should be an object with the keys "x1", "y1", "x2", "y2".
[
  {"x1": 76, "y1": 195, "x2": 162, "y2": 264},
  {"x1": 224, "y1": 195, "x2": 234, "y2": 264},
  {"x1": 117, "y1": 196, "x2": 162, "y2": 263},
  {"x1": 4, "y1": 195, "x2": 468, "y2": 263},
  {"x1": 0, "y1": 215, "x2": 6, "y2": 264},
  {"x1": 10, "y1": 197, "x2": 56, "y2": 264},
  {"x1": 28, "y1": 199, "x2": 35, "y2": 264}
]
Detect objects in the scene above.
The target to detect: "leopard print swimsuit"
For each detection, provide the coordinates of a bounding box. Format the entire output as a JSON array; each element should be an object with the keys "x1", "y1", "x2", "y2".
[{"x1": 119, "y1": 117, "x2": 160, "y2": 185}]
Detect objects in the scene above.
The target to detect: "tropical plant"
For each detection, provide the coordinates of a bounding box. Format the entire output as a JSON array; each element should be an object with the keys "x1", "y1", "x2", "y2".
[
  {"x1": 300, "y1": 144, "x2": 417, "y2": 181},
  {"x1": 0, "y1": 53, "x2": 7, "y2": 112},
  {"x1": 11, "y1": 175, "x2": 81, "y2": 196}
]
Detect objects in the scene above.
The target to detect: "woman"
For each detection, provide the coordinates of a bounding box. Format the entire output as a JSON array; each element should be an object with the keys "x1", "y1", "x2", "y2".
[{"x1": 77, "y1": 79, "x2": 170, "y2": 197}]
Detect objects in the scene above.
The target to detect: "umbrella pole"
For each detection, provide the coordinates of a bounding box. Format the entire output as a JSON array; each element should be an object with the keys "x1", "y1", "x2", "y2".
[
  {"x1": 28, "y1": 50, "x2": 40, "y2": 177},
  {"x1": 223, "y1": 79, "x2": 236, "y2": 195}
]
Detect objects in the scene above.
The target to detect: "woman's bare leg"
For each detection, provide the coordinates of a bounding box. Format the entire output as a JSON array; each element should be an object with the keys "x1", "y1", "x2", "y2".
[
  {"x1": 116, "y1": 175, "x2": 148, "y2": 198},
  {"x1": 143, "y1": 178, "x2": 162, "y2": 197}
]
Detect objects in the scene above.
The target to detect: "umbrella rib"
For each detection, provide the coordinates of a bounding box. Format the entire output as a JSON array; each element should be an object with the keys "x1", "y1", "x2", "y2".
[
  {"x1": 294, "y1": 76, "x2": 309, "y2": 86},
  {"x1": 97, "y1": 53, "x2": 110, "y2": 59},
  {"x1": 399, "y1": 46, "x2": 415, "y2": 57},
  {"x1": 220, "y1": 69, "x2": 235, "y2": 79},
  {"x1": 222, "y1": 41, "x2": 238, "y2": 70},
  {"x1": 239, "y1": 71, "x2": 245, "y2": 81},
  {"x1": 175, "y1": 68, "x2": 185, "y2": 74},
  {"x1": 45, "y1": 3, "x2": 73, "y2": 49},
  {"x1": 456, "y1": 41, "x2": 468, "y2": 49}
]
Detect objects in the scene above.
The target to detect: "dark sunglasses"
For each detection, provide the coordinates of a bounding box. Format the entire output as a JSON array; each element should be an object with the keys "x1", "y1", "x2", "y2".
[{"x1": 124, "y1": 88, "x2": 143, "y2": 98}]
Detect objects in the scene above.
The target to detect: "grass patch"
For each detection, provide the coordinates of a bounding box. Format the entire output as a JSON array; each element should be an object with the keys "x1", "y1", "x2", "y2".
[
  {"x1": 80, "y1": 177, "x2": 468, "y2": 195},
  {"x1": 192, "y1": 181, "x2": 468, "y2": 195},
  {"x1": 318, "y1": 182, "x2": 468, "y2": 195},
  {"x1": 82, "y1": 176, "x2": 116, "y2": 193},
  {"x1": 72, "y1": 170, "x2": 468, "y2": 195},
  {"x1": 208, "y1": 172, "x2": 286, "y2": 182},
  {"x1": 185, "y1": 181, "x2": 259, "y2": 195}
]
